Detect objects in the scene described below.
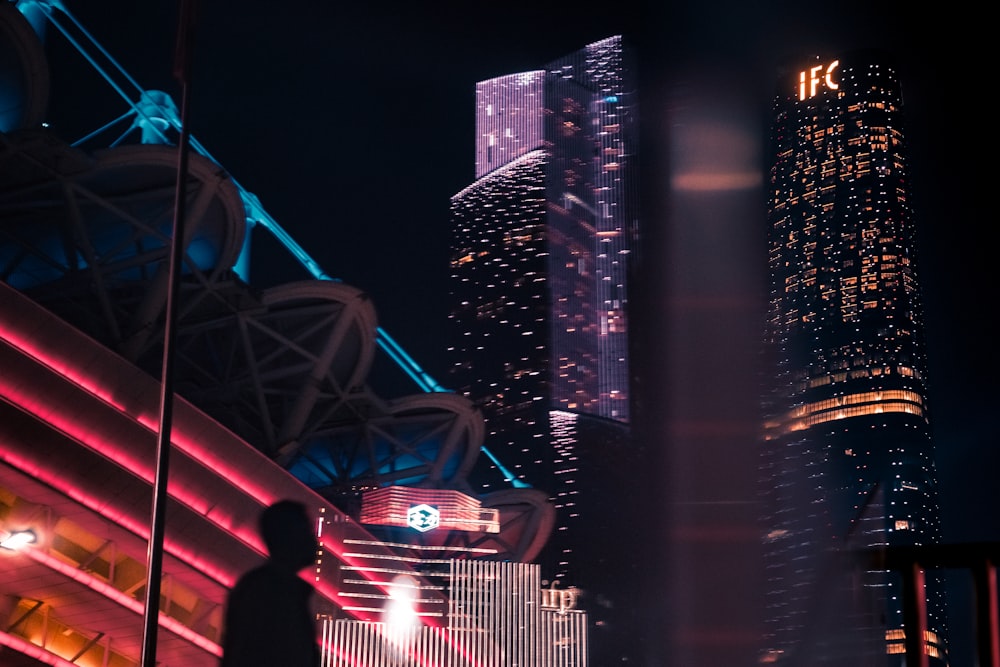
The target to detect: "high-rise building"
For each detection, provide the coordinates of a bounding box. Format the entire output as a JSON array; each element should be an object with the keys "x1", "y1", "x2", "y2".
[
  {"x1": 447, "y1": 36, "x2": 637, "y2": 585},
  {"x1": 762, "y1": 51, "x2": 947, "y2": 664}
]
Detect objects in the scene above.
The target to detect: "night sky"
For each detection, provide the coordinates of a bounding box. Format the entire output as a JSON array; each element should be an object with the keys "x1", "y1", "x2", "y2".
[{"x1": 34, "y1": 1, "x2": 994, "y2": 664}]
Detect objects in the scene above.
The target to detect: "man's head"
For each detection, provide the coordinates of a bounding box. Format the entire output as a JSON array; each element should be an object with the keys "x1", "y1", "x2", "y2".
[{"x1": 259, "y1": 500, "x2": 318, "y2": 572}]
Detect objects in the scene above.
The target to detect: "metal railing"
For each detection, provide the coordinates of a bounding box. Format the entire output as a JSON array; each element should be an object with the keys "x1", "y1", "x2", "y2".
[{"x1": 870, "y1": 543, "x2": 1000, "y2": 667}]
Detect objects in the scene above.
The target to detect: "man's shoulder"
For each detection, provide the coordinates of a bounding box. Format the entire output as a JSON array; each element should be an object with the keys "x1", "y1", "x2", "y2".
[
  {"x1": 230, "y1": 563, "x2": 312, "y2": 600},
  {"x1": 230, "y1": 564, "x2": 281, "y2": 596}
]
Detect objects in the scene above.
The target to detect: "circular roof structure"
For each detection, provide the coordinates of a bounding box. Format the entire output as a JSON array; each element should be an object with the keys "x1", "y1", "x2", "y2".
[{"x1": 0, "y1": 2, "x2": 48, "y2": 133}]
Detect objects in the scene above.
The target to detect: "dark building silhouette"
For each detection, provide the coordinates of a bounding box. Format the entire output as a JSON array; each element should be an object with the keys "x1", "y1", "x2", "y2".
[{"x1": 761, "y1": 51, "x2": 947, "y2": 664}]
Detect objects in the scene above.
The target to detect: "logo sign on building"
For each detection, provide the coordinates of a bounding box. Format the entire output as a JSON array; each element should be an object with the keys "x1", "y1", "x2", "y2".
[
  {"x1": 799, "y1": 60, "x2": 840, "y2": 100},
  {"x1": 540, "y1": 581, "x2": 578, "y2": 613},
  {"x1": 407, "y1": 504, "x2": 440, "y2": 532}
]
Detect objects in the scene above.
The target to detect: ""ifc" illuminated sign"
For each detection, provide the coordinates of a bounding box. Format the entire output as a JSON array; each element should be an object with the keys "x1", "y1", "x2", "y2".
[
  {"x1": 540, "y1": 581, "x2": 578, "y2": 613},
  {"x1": 799, "y1": 60, "x2": 839, "y2": 100}
]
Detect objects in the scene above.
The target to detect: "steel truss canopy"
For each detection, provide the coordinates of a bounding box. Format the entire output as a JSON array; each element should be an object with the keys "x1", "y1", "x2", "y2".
[{"x1": 0, "y1": 3, "x2": 555, "y2": 666}]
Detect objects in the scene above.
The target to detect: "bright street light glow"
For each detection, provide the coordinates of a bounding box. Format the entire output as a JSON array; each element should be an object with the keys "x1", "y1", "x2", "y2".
[{"x1": 0, "y1": 529, "x2": 37, "y2": 551}]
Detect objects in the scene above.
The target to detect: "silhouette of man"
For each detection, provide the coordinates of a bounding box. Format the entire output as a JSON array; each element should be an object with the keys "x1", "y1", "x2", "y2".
[{"x1": 220, "y1": 500, "x2": 320, "y2": 667}]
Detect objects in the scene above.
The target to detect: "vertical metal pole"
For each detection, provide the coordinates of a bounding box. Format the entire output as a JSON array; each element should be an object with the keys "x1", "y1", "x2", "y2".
[{"x1": 139, "y1": 2, "x2": 196, "y2": 666}]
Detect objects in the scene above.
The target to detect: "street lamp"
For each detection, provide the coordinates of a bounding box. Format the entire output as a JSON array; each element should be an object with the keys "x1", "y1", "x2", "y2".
[{"x1": 0, "y1": 529, "x2": 37, "y2": 550}]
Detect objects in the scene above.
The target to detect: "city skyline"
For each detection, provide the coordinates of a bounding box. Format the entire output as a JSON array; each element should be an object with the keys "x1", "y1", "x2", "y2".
[{"x1": 9, "y1": 2, "x2": 993, "y2": 665}]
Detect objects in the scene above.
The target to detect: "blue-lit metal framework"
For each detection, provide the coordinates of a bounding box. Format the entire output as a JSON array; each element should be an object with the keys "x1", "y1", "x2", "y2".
[
  {"x1": 14, "y1": 0, "x2": 445, "y2": 393},
  {"x1": 13, "y1": 0, "x2": 539, "y2": 489},
  {"x1": 2, "y1": 0, "x2": 549, "y2": 562}
]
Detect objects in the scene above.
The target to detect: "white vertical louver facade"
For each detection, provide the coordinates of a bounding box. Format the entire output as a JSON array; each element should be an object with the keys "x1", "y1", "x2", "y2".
[{"x1": 321, "y1": 560, "x2": 587, "y2": 666}]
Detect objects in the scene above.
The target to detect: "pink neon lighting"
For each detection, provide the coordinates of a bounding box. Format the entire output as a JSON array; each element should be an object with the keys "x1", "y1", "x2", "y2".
[
  {"x1": 0, "y1": 631, "x2": 79, "y2": 667},
  {"x1": 24, "y1": 547, "x2": 223, "y2": 656},
  {"x1": 0, "y1": 288, "x2": 446, "y2": 627},
  {"x1": 2, "y1": 313, "x2": 344, "y2": 538},
  {"x1": 0, "y1": 322, "x2": 279, "y2": 514},
  {"x1": 0, "y1": 390, "x2": 418, "y2": 623},
  {"x1": 0, "y1": 400, "x2": 244, "y2": 590},
  {"x1": 0, "y1": 321, "x2": 305, "y2": 551},
  {"x1": 135, "y1": 411, "x2": 280, "y2": 509}
]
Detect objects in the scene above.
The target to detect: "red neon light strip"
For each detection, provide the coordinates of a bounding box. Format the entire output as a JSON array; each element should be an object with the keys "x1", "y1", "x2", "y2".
[
  {"x1": 0, "y1": 387, "x2": 392, "y2": 624},
  {"x1": 24, "y1": 547, "x2": 222, "y2": 656},
  {"x1": 0, "y1": 407, "x2": 245, "y2": 589},
  {"x1": 0, "y1": 322, "x2": 279, "y2": 511},
  {"x1": 0, "y1": 312, "x2": 375, "y2": 557},
  {"x1": 0, "y1": 289, "x2": 446, "y2": 622},
  {"x1": 0, "y1": 320, "x2": 326, "y2": 554},
  {"x1": 0, "y1": 631, "x2": 79, "y2": 667}
]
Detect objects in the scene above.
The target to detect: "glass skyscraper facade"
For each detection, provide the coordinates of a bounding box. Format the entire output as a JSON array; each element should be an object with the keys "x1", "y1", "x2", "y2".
[
  {"x1": 762, "y1": 51, "x2": 947, "y2": 664},
  {"x1": 448, "y1": 36, "x2": 637, "y2": 584}
]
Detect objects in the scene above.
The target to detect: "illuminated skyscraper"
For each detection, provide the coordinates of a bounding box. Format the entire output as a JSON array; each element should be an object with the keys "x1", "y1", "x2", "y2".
[
  {"x1": 448, "y1": 36, "x2": 637, "y2": 585},
  {"x1": 762, "y1": 51, "x2": 947, "y2": 664}
]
